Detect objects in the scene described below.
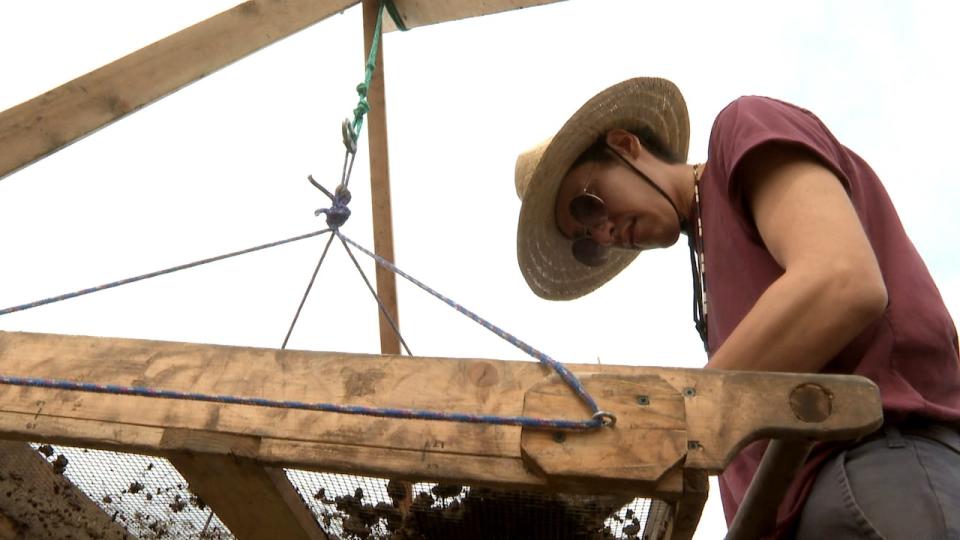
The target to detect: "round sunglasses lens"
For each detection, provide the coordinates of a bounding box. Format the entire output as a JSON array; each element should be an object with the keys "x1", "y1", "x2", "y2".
[
  {"x1": 572, "y1": 237, "x2": 609, "y2": 267},
  {"x1": 570, "y1": 193, "x2": 607, "y2": 228}
]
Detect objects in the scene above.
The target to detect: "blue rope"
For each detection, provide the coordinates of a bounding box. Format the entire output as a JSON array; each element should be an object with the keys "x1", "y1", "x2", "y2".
[
  {"x1": 0, "y1": 229, "x2": 612, "y2": 431},
  {"x1": 0, "y1": 229, "x2": 332, "y2": 317},
  {"x1": 282, "y1": 232, "x2": 338, "y2": 349},
  {"x1": 0, "y1": 373, "x2": 599, "y2": 430},
  {"x1": 336, "y1": 232, "x2": 610, "y2": 424},
  {"x1": 0, "y1": 0, "x2": 612, "y2": 433}
]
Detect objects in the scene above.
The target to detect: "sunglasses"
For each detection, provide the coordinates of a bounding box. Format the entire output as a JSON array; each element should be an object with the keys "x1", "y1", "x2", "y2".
[{"x1": 569, "y1": 191, "x2": 611, "y2": 267}]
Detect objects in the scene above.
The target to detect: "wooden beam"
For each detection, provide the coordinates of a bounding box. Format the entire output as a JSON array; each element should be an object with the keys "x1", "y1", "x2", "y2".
[
  {"x1": 385, "y1": 0, "x2": 566, "y2": 31},
  {"x1": 362, "y1": 0, "x2": 402, "y2": 355},
  {"x1": 642, "y1": 500, "x2": 673, "y2": 540},
  {"x1": 664, "y1": 471, "x2": 709, "y2": 540},
  {"x1": 0, "y1": 0, "x2": 358, "y2": 181},
  {"x1": 725, "y1": 439, "x2": 814, "y2": 540},
  {"x1": 0, "y1": 440, "x2": 129, "y2": 539},
  {"x1": 0, "y1": 331, "x2": 882, "y2": 496},
  {"x1": 163, "y1": 431, "x2": 327, "y2": 540}
]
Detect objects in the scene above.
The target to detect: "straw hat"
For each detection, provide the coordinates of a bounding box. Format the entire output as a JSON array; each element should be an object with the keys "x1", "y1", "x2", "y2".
[{"x1": 515, "y1": 77, "x2": 690, "y2": 300}]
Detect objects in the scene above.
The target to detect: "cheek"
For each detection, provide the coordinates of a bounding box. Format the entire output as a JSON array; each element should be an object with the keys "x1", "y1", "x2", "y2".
[{"x1": 554, "y1": 194, "x2": 578, "y2": 237}]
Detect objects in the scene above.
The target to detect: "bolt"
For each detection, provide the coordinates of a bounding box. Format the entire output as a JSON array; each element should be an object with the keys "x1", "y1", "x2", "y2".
[
  {"x1": 636, "y1": 395, "x2": 650, "y2": 406},
  {"x1": 683, "y1": 387, "x2": 696, "y2": 397},
  {"x1": 789, "y1": 383, "x2": 833, "y2": 422}
]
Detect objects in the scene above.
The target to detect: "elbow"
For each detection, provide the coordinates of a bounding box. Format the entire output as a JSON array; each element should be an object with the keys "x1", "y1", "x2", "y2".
[
  {"x1": 831, "y1": 264, "x2": 888, "y2": 327},
  {"x1": 853, "y1": 278, "x2": 888, "y2": 324}
]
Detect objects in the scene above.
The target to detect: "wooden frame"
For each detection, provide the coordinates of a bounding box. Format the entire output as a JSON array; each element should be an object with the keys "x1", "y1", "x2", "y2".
[
  {"x1": 0, "y1": 330, "x2": 882, "y2": 538},
  {"x1": 0, "y1": 1, "x2": 570, "y2": 536},
  {"x1": 0, "y1": 0, "x2": 880, "y2": 537}
]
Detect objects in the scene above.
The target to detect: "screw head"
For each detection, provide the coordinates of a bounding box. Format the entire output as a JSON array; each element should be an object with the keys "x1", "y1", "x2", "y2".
[
  {"x1": 636, "y1": 395, "x2": 650, "y2": 406},
  {"x1": 683, "y1": 387, "x2": 697, "y2": 397},
  {"x1": 553, "y1": 432, "x2": 566, "y2": 444}
]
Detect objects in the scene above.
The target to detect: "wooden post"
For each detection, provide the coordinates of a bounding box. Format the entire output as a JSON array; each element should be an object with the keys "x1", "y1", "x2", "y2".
[
  {"x1": 664, "y1": 471, "x2": 709, "y2": 540},
  {"x1": 724, "y1": 438, "x2": 815, "y2": 540},
  {"x1": 164, "y1": 434, "x2": 328, "y2": 540},
  {"x1": 362, "y1": 0, "x2": 401, "y2": 355}
]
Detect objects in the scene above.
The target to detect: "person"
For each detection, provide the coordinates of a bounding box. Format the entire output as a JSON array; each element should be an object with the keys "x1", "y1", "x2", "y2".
[{"x1": 512, "y1": 77, "x2": 960, "y2": 538}]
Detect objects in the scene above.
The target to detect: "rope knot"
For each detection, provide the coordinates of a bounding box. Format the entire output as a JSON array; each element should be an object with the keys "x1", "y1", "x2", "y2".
[
  {"x1": 308, "y1": 175, "x2": 352, "y2": 229},
  {"x1": 354, "y1": 100, "x2": 370, "y2": 117}
]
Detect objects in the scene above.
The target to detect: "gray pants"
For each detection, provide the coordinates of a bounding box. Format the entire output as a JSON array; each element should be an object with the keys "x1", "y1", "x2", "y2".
[{"x1": 794, "y1": 424, "x2": 960, "y2": 539}]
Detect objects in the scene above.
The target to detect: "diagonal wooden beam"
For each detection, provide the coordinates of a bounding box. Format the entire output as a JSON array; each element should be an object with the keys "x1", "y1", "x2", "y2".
[
  {"x1": 0, "y1": 440, "x2": 129, "y2": 539},
  {"x1": 163, "y1": 430, "x2": 327, "y2": 540},
  {"x1": 0, "y1": 0, "x2": 358, "y2": 181},
  {"x1": 384, "y1": 0, "x2": 566, "y2": 31}
]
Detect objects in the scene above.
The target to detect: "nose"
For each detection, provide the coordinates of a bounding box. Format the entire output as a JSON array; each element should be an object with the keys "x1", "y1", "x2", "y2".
[{"x1": 588, "y1": 219, "x2": 617, "y2": 246}]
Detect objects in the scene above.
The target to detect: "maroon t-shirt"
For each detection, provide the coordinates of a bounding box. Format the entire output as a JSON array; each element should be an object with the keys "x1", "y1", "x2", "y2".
[{"x1": 698, "y1": 96, "x2": 960, "y2": 537}]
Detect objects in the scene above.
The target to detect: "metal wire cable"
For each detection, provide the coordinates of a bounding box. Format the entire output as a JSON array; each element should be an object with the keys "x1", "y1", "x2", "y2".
[
  {"x1": 281, "y1": 231, "x2": 337, "y2": 349},
  {"x1": 337, "y1": 232, "x2": 412, "y2": 356},
  {"x1": 0, "y1": 229, "x2": 332, "y2": 317}
]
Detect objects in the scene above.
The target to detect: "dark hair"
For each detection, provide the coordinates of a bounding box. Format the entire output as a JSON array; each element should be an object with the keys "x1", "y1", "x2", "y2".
[{"x1": 571, "y1": 125, "x2": 680, "y2": 169}]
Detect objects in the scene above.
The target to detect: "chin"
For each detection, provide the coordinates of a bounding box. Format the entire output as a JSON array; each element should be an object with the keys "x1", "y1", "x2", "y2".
[{"x1": 657, "y1": 227, "x2": 682, "y2": 248}]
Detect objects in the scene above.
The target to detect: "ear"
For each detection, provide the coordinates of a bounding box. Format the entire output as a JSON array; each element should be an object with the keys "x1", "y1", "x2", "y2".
[{"x1": 604, "y1": 128, "x2": 643, "y2": 160}]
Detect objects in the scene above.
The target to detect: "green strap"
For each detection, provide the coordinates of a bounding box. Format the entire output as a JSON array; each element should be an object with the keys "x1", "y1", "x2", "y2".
[
  {"x1": 344, "y1": 0, "x2": 407, "y2": 151},
  {"x1": 349, "y1": 0, "x2": 396, "y2": 148}
]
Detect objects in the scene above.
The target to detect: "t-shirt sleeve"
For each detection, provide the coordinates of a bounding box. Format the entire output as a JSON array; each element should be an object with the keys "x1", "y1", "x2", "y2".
[{"x1": 708, "y1": 96, "x2": 851, "y2": 215}]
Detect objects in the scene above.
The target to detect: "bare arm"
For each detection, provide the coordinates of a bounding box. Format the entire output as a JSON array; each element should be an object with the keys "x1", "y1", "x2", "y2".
[{"x1": 705, "y1": 144, "x2": 888, "y2": 373}]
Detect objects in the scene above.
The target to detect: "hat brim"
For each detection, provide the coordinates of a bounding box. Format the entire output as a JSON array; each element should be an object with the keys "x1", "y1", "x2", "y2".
[{"x1": 516, "y1": 77, "x2": 690, "y2": 300}]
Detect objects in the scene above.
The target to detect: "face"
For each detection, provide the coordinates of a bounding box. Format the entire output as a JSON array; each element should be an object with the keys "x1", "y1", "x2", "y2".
[{"x1": 555, "y1": 156, "x2": 681, "y2": 257}]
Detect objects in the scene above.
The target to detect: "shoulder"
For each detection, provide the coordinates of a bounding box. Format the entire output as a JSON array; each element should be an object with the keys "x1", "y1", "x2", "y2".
[
  {"x1": 711, "y1": 96, "x2": 824, "y2": 139},
  {"x1": 708, "y1": 96, "x2": 844, "y2": 179}
]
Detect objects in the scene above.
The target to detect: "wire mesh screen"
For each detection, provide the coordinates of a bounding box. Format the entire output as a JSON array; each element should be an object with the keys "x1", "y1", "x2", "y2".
[
  {"x1": 285, "y1": 469, "x2": 654, "y2": 539},
  {"x1": 29, "y1": 442, "x2": 233, "y2": 539}
]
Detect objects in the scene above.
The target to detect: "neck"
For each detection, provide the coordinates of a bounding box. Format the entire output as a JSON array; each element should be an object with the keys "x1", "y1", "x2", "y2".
[{"x1": 662, "y1": 162, "x2": 701, "y2": 231}]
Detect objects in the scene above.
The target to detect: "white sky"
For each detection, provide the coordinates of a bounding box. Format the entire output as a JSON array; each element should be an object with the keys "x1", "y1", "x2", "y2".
[{"x1": 1, "y1": 1, "x2": 958, "y2": 538}]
